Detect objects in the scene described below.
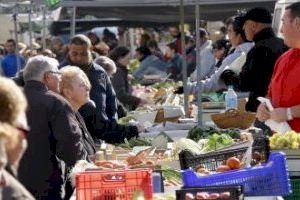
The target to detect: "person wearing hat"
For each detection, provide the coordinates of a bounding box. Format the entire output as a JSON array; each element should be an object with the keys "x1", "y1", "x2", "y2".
[
  {"x1": 221, "y1": 7, "x2": 288, "y2": 112},
  {"x1": 257, "y1": 2, "x2": 300, "y2": 132}
]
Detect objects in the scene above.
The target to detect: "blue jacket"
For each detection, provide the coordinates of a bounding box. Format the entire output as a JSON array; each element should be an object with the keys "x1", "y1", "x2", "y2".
[
  {"x1": 166, "y1": 53, "x2": 183, "y2": 81},
  {"x1": 1, "y1": 54, "x2": 25, "y2": 77},
  {"x1": 133, "y1": 55, "x2": 166, "y2": 79},
  {"x1": 60, "y1": 59, "x2": 117, "y2": 122}
]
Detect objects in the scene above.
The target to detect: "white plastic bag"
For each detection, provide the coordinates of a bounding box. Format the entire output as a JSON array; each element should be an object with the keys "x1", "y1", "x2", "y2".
[{"x1": 257, "y1": 97, "x2": 291, "y2": 133}]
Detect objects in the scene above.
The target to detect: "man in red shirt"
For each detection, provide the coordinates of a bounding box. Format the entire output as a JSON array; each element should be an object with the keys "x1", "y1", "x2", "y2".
[{"x1": 257, "y1": 2, "x2": 300, "y2": 132}]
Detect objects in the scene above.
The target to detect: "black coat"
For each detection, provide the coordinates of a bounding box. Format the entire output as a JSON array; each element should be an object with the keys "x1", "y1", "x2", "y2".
[
  {"x1": 75, "y1": 112, "x2": 96, "y2": 156},
  {"x1": 79, "y1": 101, "x2": 139, "y2": 144},
  {"x1": 18, "y1": 81, "x2": 87, "y2": 200},
  {"x1": 111, "y1": 64, "x2": 141, "y2": 111},
  {"x1": 222, "y1": 28, "x2": 288, "y2": 112},
  {"x1": 60, "y1": 59, "x2": 118, "y2": 122}
]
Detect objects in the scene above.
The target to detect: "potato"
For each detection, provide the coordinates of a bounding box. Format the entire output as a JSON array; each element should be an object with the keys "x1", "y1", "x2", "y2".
[
  {"x1": 220, "y1": 192, "x2": 231, "y2": 199},
  {"x1": 196, "y1": 192, "x2": 209, "y2": 199},
  {"x1": 208, "y1": 193, "x2": 220, "y2": 199},
  {"x1": 185, "y1": 193, "x2": 195, "y2": 200},
  {"x1": 216, "y1": 165, "x2": 231, "y2": 173}
]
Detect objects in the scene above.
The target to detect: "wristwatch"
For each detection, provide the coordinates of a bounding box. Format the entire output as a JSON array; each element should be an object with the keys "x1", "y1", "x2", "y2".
[{"x1": 287, "y1": 108, "x2": 293, "y2": 121}]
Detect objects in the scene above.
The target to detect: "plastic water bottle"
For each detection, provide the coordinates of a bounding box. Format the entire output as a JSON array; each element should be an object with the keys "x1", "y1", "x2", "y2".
[{"x1": 225, "y1": 85, "x2": 237, "y2": 110}]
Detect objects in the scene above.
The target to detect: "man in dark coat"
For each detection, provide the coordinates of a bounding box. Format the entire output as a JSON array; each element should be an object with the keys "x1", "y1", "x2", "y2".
[
  {"x1": 60, "y1": 35, "x2": 139, "y2": 144},
  {"x1": 221, "y1": 7, "x2": 288, "y2": 112},
  {"x1": 18, "y1": 55, "x2": 87, "y2": 199}
]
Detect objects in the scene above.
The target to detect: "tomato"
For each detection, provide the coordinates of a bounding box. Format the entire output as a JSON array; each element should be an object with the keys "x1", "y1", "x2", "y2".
[{"x1": 226, "y1": 157, "x2": 241, "y2": 170}]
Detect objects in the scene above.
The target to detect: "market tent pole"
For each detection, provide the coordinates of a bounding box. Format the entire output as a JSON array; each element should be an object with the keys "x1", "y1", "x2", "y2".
[
  {"x1": 129, "y1": 28, "x2": 135, "y2": 58},
  {"x1": 70, "y1": 6, "x2": 76, "y2": 38},
  {"x1": 180, "y1": 0, "x2": 189, "y2": 117},
  {"x1": 42, "y1": 5, "x2": 47, "y2": 50},
  {"x1": 195, "y1": 4, "x2": 203, "y2": 127},
  {"x1": 12, "y1": 12, "x2": 21, "y2": 72},
  {"x1": 28, "y1": 0, "x2": 33, "y2": 51}
]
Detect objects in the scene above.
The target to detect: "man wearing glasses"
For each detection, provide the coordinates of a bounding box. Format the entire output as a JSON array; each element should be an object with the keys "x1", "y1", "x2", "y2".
[{"x1": 18, "y1": 55, "x2": 87, "y2": 199}]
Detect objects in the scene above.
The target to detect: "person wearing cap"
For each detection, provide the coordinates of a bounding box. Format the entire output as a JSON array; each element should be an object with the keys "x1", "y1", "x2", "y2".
[
  {"x1": 221, "y1": 7, "x2": 288, "y2": 112},
  {"x1": 257, "y1": 2, "x2": 300, "y2": 132}
]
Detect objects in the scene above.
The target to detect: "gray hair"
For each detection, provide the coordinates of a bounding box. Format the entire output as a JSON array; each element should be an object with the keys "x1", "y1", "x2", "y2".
[
  {"x1": 94, "y1": 56, "x2": 117, "y2": 75},
  {"x1": 23, "y1": 55, "x2": 59, "y2": 82}
]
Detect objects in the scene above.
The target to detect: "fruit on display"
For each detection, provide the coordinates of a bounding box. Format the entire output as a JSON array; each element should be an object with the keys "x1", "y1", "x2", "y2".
[
  {"x1": 270, "y1": 131, "x2": 300, "y2": 149},
  {"x1": 226, "y1": 157, "x2": 241, "y2": 170},
  {"x1": 184, "y1": 191, "x2": 231, "y2": 200},
  {"x1": 196, "y1": 192, "x2": 209, "y2": 199},
  {"x1": 216, "y1": 165, "x2": 231, "y2": 173}
]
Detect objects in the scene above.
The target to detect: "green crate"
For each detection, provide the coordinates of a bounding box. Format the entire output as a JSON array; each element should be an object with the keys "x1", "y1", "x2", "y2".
[{"x1": 284, "y1": 179, "x2": 300, "y2": 200}]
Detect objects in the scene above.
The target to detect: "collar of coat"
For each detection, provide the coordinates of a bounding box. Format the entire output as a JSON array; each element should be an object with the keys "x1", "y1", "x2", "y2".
[
  {"x1": 66, "y1": 57, "x2": 93, "y2": 74},
  {"x1": 253, "y1": 27, "x2": 276, "y2": 43},
  {"x1": 25, "y1": 80, "x2": 48, "y2": 92}
]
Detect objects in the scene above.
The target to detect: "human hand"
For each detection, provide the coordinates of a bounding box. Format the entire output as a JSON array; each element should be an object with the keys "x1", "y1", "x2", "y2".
[
  {"x1": 256, "y1": 103, "x2": 270, "y2": 122},
  {"x1": 173, "y1": 86, "x2": 183, "y2": 94},
  {"x1": 270, "y1": 108, "x2": 288, "y2": 123},
  {"x1": 136, "y1": 124, "x2": 145, "y2": 133},
  {"x1": 127, "y1": 74, "x2": 134, "y2": 81},
  {"x1": 139, "y1": 98, "x2": 149, "y2": 106}
]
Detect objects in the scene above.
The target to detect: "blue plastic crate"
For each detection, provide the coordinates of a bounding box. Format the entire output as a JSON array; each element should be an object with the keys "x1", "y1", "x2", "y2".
[{"x1": 182, "y1": 152, "x2": 291, "y2": 196}]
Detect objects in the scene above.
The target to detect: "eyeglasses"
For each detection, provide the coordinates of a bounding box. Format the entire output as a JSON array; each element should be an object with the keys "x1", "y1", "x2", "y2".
[
  {"x1": 47, "y1": 71, "x2": 62, "y2": 76},
  {"x1": 17, "y1": 126, "x2": 30, "y2": 139}
]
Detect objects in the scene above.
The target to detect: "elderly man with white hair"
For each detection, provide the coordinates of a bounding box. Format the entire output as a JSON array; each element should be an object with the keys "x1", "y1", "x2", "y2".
[{"x1": 18, "y1": 55, "x2": 87, "y2": 199}]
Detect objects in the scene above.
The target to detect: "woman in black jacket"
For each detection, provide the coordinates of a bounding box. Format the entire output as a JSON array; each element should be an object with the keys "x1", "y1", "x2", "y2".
[{"x1": 109, "y1": 46, "x2": 148, "y2": 110}]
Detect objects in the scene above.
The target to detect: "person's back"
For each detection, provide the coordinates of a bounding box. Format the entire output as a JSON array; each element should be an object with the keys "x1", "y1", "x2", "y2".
[{"x1": 133, "y1": 55, "x2": 166, "y2": 79}]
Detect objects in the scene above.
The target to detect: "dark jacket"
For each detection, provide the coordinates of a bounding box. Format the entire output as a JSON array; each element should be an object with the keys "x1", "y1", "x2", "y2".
[
  {"x1": 60, "y1": 59, "x2": 118, "y2": 122},
  {"x1": 79, "y1": 101, "x2": 139, "y2": 144},
  {"x1": 18, "y1": 81, "x2": 87, "y2": 200},
  {"x1": 221, "y1": 28, "x2": 288, "y2": 112},
  {"x1": 75, "y1": 112, "x2": 96, "y2": 156},
  {"x1": 111, "y1": 63, "x2": 141, "y2": 111}
]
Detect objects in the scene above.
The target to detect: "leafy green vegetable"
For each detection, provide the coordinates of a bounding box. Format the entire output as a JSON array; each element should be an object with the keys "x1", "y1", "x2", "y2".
[
  {"x1": 118, "y1": 115, "x2": 136, "y2": 125},
  {"x1": 117, "y1": 138, "x2": 152, "y2": 149},
  {"x1": 202, "y1": 133, "x2": 234, "y2": 152},
  {"x1": 161, "y1": 168, "x2": 182, "y2": 184},
  {"x1": 187, "y1": 126, "x2": 240, "y2": 142}
]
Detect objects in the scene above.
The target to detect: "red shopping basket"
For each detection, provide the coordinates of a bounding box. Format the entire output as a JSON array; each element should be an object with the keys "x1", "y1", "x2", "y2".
[{"x1": 76, "y1": 168, "x2": 153, "y2": 200}]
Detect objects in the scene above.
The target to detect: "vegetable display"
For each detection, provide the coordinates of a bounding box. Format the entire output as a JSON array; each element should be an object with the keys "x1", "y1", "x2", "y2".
[
  {"x1": 117, "y1": 138, "x2": 152, "y2": 149},
  {"x1": 187, "y1": 126, "x2": 240, "y2": 142},
  {"x1": 202, "y1": 134, "x2": 234, "y2": 152},
  {"x1": 118, "y1": 115, "x2": 136, "y2": 125}
]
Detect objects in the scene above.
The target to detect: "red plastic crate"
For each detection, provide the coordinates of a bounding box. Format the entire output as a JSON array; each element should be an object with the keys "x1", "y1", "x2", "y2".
[{"x1": 76, "y1": 168, "x2": 153, "y2": 200}]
